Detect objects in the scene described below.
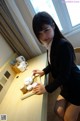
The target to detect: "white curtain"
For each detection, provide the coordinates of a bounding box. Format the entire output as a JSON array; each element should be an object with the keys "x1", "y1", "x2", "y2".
[{"x1": 5, "y1": 0, "x2": 46, "y2": 56}]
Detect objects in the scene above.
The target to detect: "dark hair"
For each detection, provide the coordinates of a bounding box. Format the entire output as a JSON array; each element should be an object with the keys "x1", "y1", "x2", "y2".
[
  {"x1": 32, "y1": 12, "x2": 76, "y2": 61},
  {"x1": 32, "y1": 11, "x2": 65, "y2": 41}
]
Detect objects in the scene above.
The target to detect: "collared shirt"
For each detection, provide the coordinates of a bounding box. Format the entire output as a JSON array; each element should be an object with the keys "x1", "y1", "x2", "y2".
[{"x1": 45, "y1": 40, "x2": 53, "y2": 64}]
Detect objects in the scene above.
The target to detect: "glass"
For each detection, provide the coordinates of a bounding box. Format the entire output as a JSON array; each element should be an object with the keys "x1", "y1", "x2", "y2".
[
  {"x1": 64, "y1": 0, "x2": 80, "y2": 26},
  {"x1": 30, "y1": 0, "x2": 62, "y2": 30}
]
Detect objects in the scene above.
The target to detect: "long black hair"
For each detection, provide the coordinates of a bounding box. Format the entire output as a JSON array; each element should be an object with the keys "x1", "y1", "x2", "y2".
[
  {"x1": 32, "y1": 11, "x2": 76, "y2": 60},
  {"x1": 32, "y1": 11, "x2": 65, "y2": 41}
]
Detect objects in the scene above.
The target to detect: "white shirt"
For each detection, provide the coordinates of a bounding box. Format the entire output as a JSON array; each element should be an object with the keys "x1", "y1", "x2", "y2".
[{"x1": 44, "y1": 40, "x2": 53, "y2": 64}]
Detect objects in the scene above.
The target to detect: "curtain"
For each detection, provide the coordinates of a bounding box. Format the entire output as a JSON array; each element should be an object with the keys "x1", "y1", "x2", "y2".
[{"x1": 0, "y1": 0, "x2": 45, "y2": 60}]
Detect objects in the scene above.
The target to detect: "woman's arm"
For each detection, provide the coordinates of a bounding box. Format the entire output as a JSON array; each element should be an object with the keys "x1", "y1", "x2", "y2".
[
  {"x1": 43, "y1": 64, "x2": 51, "y2": 74},
  {"x1": 32, "y1": 64, "x2": 51, "y2": 77}
]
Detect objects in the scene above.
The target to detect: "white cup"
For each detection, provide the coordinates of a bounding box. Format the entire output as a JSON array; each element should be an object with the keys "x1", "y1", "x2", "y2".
[{"x1": 24, "y1": 77, "x2": 33, "y2": 85}]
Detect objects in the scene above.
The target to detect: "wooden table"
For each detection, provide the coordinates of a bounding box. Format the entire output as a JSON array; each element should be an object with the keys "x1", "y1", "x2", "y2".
[{"x1": 0, "y1": 53, "x2": 47, "y2": 121}]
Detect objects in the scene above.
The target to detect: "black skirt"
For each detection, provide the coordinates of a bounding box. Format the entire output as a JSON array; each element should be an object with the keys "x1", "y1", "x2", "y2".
[{"x1": 60, "y1": 84, "x2": 80, "y2": 106}]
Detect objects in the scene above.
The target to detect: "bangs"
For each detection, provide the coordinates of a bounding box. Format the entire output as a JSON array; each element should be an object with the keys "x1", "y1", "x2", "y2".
[{"x1": 32, "y1": 12, "x2": 53, "y2": 38}]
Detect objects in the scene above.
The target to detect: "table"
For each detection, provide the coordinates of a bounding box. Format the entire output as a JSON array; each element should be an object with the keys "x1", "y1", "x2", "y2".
[{"x1": 0, "y1": 53, "x2": 47, "y2": 121}]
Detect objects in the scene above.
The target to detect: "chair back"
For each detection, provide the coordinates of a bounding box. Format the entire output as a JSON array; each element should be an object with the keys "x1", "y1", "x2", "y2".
[{"x1": 74, "y1": 47, "x2": 80, "y2": 65}]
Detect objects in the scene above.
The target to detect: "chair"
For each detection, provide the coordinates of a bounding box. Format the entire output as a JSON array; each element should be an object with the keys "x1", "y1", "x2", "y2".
[{"x1": 74, "y1": 47, "x2": 80, "y2": 70}]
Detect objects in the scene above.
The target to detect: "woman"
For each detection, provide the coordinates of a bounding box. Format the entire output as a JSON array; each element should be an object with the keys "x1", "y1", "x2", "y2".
[{"x1": 32, "y1": 11, "x2": 80, "y2": 121}]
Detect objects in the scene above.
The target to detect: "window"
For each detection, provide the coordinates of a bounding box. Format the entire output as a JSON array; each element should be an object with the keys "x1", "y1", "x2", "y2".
[
  {"x1": 30, "y1": 0, "x2": 62, "y2": 30},
  {"x1": 65, "y1": 0, "x2": 80, "y2": 26},
  {"x1": 29, "y1": 0, "x2": 80, "y2": 33}
]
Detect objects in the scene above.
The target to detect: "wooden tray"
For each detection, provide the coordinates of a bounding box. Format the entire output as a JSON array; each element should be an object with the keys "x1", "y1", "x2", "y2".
[{"x1": 20, "y1": 76, "x2": 41, "y2": 100}]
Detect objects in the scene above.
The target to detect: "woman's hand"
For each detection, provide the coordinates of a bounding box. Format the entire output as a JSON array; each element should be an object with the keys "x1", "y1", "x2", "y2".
[
  {"x1": 32, "y1": 83, "x2": 47, "y2": 95},
  {"x1": 32, "y1": 70, "x2": 45, "y2": 77}
]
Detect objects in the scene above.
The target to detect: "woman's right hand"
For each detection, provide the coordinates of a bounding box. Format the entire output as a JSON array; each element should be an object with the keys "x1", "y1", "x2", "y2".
[{"x1": 32, "y1": 70, "x2": 45, "y2": 77}]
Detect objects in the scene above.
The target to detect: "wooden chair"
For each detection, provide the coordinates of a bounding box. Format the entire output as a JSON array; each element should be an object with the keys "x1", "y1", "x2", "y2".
[{"x1": 74, "y1": 47, "x2": 80, "y2": 70}]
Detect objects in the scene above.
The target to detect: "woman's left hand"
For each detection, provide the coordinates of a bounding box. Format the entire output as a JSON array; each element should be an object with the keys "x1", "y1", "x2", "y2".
[{"x1": 32, "y1": 83, "x2": 47, "y2": 95}]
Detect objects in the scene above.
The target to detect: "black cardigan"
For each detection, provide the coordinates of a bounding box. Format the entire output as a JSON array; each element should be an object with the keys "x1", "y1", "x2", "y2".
[{"x1": 43, "y1": 38, "x2": 80, "y2": 105}]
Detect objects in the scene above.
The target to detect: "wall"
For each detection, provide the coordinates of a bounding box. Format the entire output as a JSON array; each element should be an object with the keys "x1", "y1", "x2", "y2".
[
  {"x1": 0, "y1": 34, "x2": 14, "y2": 68},
  {"x1": 66, "y1": 29, "x2": 80, "y2": 64},
  {"x1": 0, "y1": 35, "x2": 17, "y2": 103},
  {"x1": 65, "y1": 28, "x2": 80, "y2": 48}
]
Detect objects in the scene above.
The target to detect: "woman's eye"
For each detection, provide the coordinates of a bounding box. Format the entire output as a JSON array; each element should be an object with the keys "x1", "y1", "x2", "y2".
[
  {"x1": 45, "y1": 29, "x2": 48, "y2": 32},
  {"x1": 44, "y1": 28, "x2": 50, "y2": 32}
]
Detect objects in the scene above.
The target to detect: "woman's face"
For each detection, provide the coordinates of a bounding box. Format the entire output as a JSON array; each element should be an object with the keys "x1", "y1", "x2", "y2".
[{"x1": 38, "y1": 24, "x2": 55, "y2": 45}]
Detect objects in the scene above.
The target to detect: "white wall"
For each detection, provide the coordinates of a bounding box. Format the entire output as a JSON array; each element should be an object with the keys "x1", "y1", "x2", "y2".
[
  {"x1": 65, "y1": 28, "x2": 80, "y2": 48},
  {"x1": 0, "y1": 34, "x2": 14, "y2": 68},
  {"x1": 65, "y1": 29, "x2": 80, "y2": 64}
]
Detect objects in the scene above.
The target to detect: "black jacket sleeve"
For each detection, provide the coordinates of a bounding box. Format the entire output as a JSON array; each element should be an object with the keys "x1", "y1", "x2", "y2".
[{"x1": 43, "y1": 64, "x2": 51, "y2": 74}]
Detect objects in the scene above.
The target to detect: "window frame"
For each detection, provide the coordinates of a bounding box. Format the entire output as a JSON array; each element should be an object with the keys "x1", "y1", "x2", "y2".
[{"x1": 26, "y1": 0, "x2": 80, "y2": 34}]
